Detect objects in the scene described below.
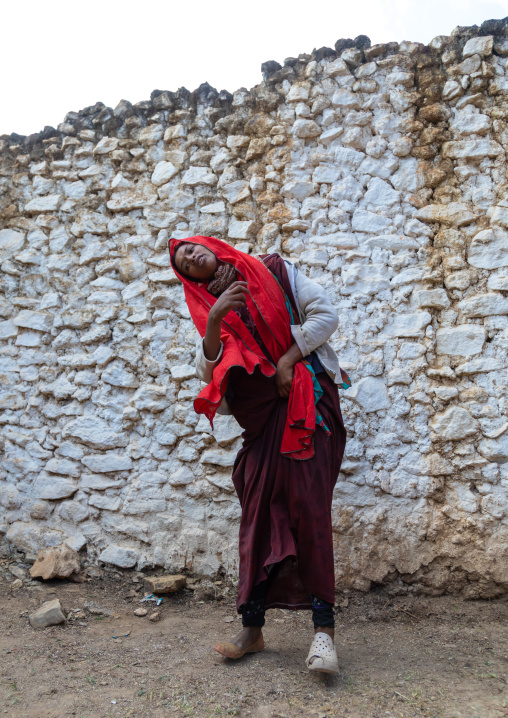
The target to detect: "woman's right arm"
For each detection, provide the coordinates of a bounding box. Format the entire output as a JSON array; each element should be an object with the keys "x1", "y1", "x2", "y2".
[{"x1": 197, "y1": 281, "x2": 248, "y2": 381}]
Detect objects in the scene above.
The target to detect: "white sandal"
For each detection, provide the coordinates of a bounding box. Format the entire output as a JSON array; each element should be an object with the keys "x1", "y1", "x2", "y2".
[{"x1": 305, "y1": 632, "x2": 339, "y2": 674}]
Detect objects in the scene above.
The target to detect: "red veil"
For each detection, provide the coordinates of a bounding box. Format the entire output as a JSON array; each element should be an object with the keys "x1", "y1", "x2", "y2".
[{"x1": 169, "y1": 236, "x2": 316, "y2": 460}]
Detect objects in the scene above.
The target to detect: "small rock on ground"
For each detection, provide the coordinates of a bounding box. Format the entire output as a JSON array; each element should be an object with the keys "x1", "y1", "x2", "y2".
[
  {"x1": 143, "y1": 574, "x2": 186, "y2": 594},
  {"x1": 29, "y1": 599, "x2": 66, "y2": 629}
]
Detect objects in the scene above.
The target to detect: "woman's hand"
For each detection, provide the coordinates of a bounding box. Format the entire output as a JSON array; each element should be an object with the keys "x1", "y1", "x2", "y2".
[
  {"x1": 275, "y1": 344, "x2": 304, "y2": 398},
  {"x1": 203, "y1": 282, "x2": 248, "y2": 362},
  {"x1": 210, "y1": 281, "x2": 248, "y2": 322},
  {"x1": 275, "y1": 357, "x2": 294, "y2": 398}
]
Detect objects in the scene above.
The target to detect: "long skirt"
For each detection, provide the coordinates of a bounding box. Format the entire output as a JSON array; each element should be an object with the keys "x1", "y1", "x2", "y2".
[{"x1": 227, "y1": 364, "x2": 347, "y2": 612}]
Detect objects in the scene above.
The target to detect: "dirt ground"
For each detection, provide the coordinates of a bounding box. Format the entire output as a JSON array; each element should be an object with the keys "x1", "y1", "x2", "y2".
[{"x1": 1, "y1": 560, "x2": 508, "y2": 718}]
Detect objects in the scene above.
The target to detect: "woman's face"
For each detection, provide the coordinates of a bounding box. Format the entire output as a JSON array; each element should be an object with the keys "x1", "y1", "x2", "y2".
[{"x1": 173, "y1": 242, "x2": 218, "y2": 281}]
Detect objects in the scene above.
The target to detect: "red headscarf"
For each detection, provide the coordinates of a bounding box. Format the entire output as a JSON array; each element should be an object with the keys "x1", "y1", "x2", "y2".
[{"x1": 169, "y1": 235, "x2": 316, "y2": 459}]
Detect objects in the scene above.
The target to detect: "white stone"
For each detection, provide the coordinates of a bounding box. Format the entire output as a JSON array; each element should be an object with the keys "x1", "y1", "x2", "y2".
[
  {"x1": 334, "y1": 146, "x2": 365, "y2": 170},
  {"x1": 137, "y1": 471, "x2": 166, "y2": 485},
  {"x1": 281, "y1": 180, "x2": 316, "y2": 201},
  {"x1": 106, "y1": 184, "x2": 157, "y2": 211},
  {"x1": 343, "y1": 377, "x2": 390, "y2": 413},
  {"x1": 102, "y1": 363, "x2": 139, "y2": 388},
  {"x1": 383, "y1": 312, "x2": 432, "y2": 338},
  {"x1": 210, "y1": 148, "x2": 232, "y2": 172},
  {"x1": 312, "y1": 166, "x2": 340, "y2": 184},
  {"x1": 468, "y1": 228, "x2": 508, "y2": 269},
  {"x1": 170, "y1": 364, "x2": 197, "y2": 380},
  {"x1": 212, "y1": 415, "x2": 243, "y2": 446},
  {"x1": 168, "y1": 466, "x2": 195, "y2": 486},
  {"x1": 79, "y1": 242, "x2": 108, "y2": 265},
  {"x1": 390, "y1": 158, "x2": 424, "y2": 192},
  {"x1": 479, "y1": 434, "x2": 508, "y2": 463},
  {"x1": 87, "y1": 291, "x2": 120, "y2": 305},
  {"x1": 182, "y1": 167, "x2": 217, "y2": 186},
  {"x1": 292, "y1": 119, "x2": 321, "y2": 138},
  {"x1": 201, "y1": 449, "x2": 237, "y2": 467},
  {"x1": 325, "y1": 58, "x2": 350, "y2": 77},
  {"x1": 131, "y1": 385, "x2": 168, "y2": 412},
  {"x1": 319, "y1": 127, "x2": 343, "y2": 144},
  {"x1": 488, "y1": 275, "x2": 508, "y2": 291},
  {"x1": 16, "y1": 331, "x2": 41, "y2": 347},
  {"x1": 80, "y1": 474, "x2": 121, "y2": 490},
  {"x1": 25, "y1": 194, "x2": 61, "y2": 213},
  {"x1": 414, "y1": 289, "x2": 450, "y2": 310},
  {"x1": 164, "y1": 124, "x2": 187, "y2": 141},
  {"x1": 151, "y1": 161, "x2": 178, "y2": 185},
  {"x1": 71, "y1": 212, "x2": 108, "y2": 236},
  {"x1": 363, "y1": 178, "x2": 400, "y2": 207},
  {"x1": 222, "y1": 180, "x2": 250, "y2": 204},
  {"x1": 442, "y1": 140, "x2": 503, "y2": 160},
  {"x1": 201, "y1": 201, "x2": 226, "y2": 214},
  {"x1": 450, "y1": 110, "x2": 490, "y2": 136},
  {"x1": 228, "y1": 220, "x2": 255, "y2": 239},
  {"x1": 459, "y1": 293, "x2": 508, "y2": 317},
  {"x1": 387, "y1": 369, "x2": 411, "y2": 385},
  {"x1": 455, "y1": 357, "x2": 505, "y2": 375},
  {"x1": 332, "y1": 89, "x2": 360, "y2": 110},
  {"x1": 463, "y1": 36, "x2": 493, "y2": 58},
  {"x1": 359, "y1": 155, "x2": 399, "y2": 180},
  {"x1": 287, "y1": 82, "x2": 310, "y2": 101},
  {"x1": 364, "y1": 235, "x2": 419, "y2": 251},
  {"x1": 93, "y1": 137, "x2": 119, "y2": 154},
  {"x1": 35, "y1": 475, "x2": 78, "y2": 499},
  {"x1": 300, "y1": 249, "x2": 329, "y2": 267},
  {"x1": 89, "y1": 494, "x2": 122, "y2": 511},
  {"x1": 0, "y1": 320, "x2": 18, "y2": 339},
  {"x1": 148, "y1": 269, "x2": 179, "y2": 284},
  {"x1": 45, "y1": 458, "x2": 81, "y2": 477},
  {"x1": 430, "y1": 406, "x2": 478, "y2": 441},
  {"x1": 81, "y1": 453, "x2": 133, "y2": 472},
  {"x1": 351, "y1": 210, "x2": 391, "y2": 233},
  {"x1": 122, "y1": 281, "x2": 148, "y2": 301},
  {"x1": 99, "y1": 544, "x2": 139, "y2": 568},
  {"x1": 442, "y1": 80, "x2": 462, "y2": 101},
  {"x1": 436, "y1": 325, "x2": 485, "y2": 356},
  {"x1": 13, "y1": 310, "x2": 53, "y2": 332},
  {"x1": 0, "y1": 229, "x2": 25, "y2": 252},
  {"x1": 62, "y1": 416, "x2": 128, "y2": 449},
  {"x1": 490, "y1": 206, "x2": 508, "y2": 228},
  {"x1": 341, "y1": 264, "x2": 390, "y2": 296}
]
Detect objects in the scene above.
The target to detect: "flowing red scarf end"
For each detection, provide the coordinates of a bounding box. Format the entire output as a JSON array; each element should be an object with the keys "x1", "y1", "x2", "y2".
[{"x1": 280, "y1": 363, "x2": 316, "y2": 460}]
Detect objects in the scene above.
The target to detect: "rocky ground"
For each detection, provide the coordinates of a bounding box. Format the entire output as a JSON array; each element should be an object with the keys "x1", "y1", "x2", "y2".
[{"x1": 1, "y1": 560, "x2": 507, "y2": 718}]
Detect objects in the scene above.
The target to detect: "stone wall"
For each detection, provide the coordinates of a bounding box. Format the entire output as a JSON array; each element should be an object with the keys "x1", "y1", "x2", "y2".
[{"x1": 1, "y1": 18, "x2": 508, "y2": 598}]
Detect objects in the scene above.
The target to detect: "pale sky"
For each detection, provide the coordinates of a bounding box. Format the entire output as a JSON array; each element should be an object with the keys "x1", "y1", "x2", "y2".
[{"x1": 2, "y1": 0, "x2": 508, "y2": 137}]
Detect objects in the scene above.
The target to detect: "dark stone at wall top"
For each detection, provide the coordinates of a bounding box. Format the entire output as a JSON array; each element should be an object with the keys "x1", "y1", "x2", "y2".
[
  {"x1": 261, "y1": 60, "x2": 283, "y2": 81},
  {"x1": 354, "y1": 35, "x2": 371, "y2": 50},
  {"x1": 334, "y1": 38, "x2": 355, "y2": 53},
  {"x1": 312, "y1": 46, "x2": 336, "y2": 61},
  {"x1": 480, "y1": 17, "x2": 508, "y2": 35}
]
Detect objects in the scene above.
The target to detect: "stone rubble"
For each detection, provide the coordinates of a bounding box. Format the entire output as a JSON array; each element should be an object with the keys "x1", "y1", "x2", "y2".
[
  {"x1": 1, "y1": 18, "x2": 508, "y2": 598},
  {"x1": 29, "y1": 542, "x2": 82, "y2": 580},
  {"x1": 29, "y1": 599, "x2": 66, "y2": 628}
]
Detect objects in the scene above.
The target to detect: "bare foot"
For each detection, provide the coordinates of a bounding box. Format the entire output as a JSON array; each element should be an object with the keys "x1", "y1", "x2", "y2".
[
  {"x1": 214, "y1": 626, "x2": 264, "y2": 659},
  {"x1": 230, "y1": 626, "x2": 263, "y2": 651}
]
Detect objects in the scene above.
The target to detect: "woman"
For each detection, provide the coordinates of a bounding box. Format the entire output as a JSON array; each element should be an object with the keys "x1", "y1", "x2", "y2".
[{"x1": 169, "y1": 235, "x2": 348, "y2": 673}]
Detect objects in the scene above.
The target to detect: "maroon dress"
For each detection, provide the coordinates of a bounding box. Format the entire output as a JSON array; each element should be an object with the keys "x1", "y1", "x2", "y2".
[{"x1": 226, "y1": 255, "x2": 347, "y2": 612}]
